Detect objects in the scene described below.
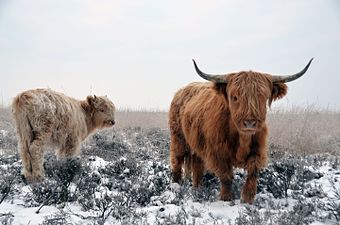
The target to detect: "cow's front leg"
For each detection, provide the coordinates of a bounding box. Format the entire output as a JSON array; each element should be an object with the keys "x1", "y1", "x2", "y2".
[
  {"x1": 57, "y1": 136, "x2": 81, "y2": 159},
  {"x1": 220, "y1": 176, "x2": 233, "y2": 201},
  {"x1": 241, "y1": 161, "x2": 259, "y2": 204},
  {"x1": 216, "y1": 164, "x2": 234, "y2": 201},
  {"x1": 241, "y1": 131, "x2": 267, "y2": 204}
]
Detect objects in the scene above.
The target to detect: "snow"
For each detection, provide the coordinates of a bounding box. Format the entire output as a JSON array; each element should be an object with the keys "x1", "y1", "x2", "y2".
[
  {"x1": 0, "y1": 130, "x2": 8, "y2": 136},
  {"x1": 89, "y1": 156, "x2": 109, "y2": 170},
  {"x1": 1, "y1": 201, "x2": 59, "y2": 225},
  {"x1": 312, "y1": 162, "x2": 340, "y2": 198}
]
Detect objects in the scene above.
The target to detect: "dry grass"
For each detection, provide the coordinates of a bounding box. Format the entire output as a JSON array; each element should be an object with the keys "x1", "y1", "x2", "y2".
[
  {"x1": 268, "y1": 106, "x2": 340, "y2": 155},
  {"x1": 1, "y1": 106, "x2": 339, "y2": 155},
  {"x1": 115, "y1": 110, "x2": 168, "y2": 129},
  {"x1": 0, "y1": 106, "x2": 14, "y2": 132}
]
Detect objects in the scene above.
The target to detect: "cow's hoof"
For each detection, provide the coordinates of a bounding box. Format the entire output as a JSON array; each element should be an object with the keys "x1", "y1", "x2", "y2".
[
  {"x1": 241, "y1": 191, "x2": 255, "y2": 204},
  {"x1": 220, "y1": 191, "x2": 233, "y2": 201},
  {"x1": 24, "y1": 174, "x2": 44, "y2": 184},
  {"x1": 171, "y1": 172, "x2": 183, "y2": 184},
  {"x1": 21, "y1": 174, "x2": 28, "y2": 184}
]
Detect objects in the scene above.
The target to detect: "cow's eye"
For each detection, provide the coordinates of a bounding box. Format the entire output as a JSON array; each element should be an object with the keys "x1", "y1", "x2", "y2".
[{"x1": 231, "y1": 96, "x2": 238, "y2": 102}]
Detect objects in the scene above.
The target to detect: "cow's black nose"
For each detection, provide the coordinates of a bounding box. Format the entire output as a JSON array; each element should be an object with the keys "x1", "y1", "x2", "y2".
[{"x1": 243, "y1": 120, "x2": 256, "y2": 129}]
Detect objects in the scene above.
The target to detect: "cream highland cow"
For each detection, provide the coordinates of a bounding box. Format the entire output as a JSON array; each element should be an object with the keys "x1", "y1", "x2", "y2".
[{"x1": 12, "y1": 88, "x2": 116, "y2": 182}]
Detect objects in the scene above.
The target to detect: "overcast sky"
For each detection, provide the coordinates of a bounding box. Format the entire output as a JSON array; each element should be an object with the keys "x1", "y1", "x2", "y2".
[{"x1": 0, "y1": 0, "x2": 339, "y2": 110}]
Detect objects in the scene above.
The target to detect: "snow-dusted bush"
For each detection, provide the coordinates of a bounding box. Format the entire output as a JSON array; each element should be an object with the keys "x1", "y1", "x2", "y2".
[
  {"x1": 102, "y1": 159, "x2": 170, "y2": 206},
  {"x1": 100, "y1": 157, "x2": 139, "y2": 181},
  {"x1": 191, "y1": 173, "x2": 219, "y2": 203},
  {"x1": 44, "y1": 155, "x2": 82, "y2": 185},
  {"x1": 93, "y1": 131, "x2": 128, "y2": 153},
  {"x1": 28, "y1": 155, "x2": 82, "y2": 206},
  {"x1": 319, "y1": 179, "x2": 340, "y2": 222},
  {"x1": 0, "y1": 156, "x2": 21, "y2": 204},
  {"x1": 258, "y1": 158, "x2": 296, "y2": 199},
  {"x1": 0, "y1": 130, "x2": 17, "y2": 150},
  {"x1": 277, "y1": 201, "x2": 315, "y2": 225},
  {"x1": 154, "y1": 206, "x2": 190, "y2": 225},
  {"x1": 258, "y1": 155, "x2": 324, "y2": 199},
  {"x1": 233, "y1": 200, "x2": 316, "y2": 225},
  {"x1": 75, "y1": 168, "x2": 102, "y2": 211},
  {"x1": 83, "y1": 129, "x2": 129, "y2": 161},
  {"x1": 0, "y1": 212, "x2": 14, "y2": 225},
  {"x1": 40, "y1": 212, "x2": 71, "y2": 225},
  {"x1": 234, "y1": 205, "x2": 265, "y2": 225}
]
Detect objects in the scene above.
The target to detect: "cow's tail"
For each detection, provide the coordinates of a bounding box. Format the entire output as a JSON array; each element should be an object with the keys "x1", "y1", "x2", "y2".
[
  {"x1": 183, "y1": 153, "x2": 192, "y2": 179},
  {"x1": 12, "y1": 94, "x2": 35, "y2": 172}
]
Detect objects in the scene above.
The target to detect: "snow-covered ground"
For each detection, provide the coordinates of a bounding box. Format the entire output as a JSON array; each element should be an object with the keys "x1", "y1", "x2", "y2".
[{"x1": 0, "y1": 128, "x2": 339, "y2": 225}]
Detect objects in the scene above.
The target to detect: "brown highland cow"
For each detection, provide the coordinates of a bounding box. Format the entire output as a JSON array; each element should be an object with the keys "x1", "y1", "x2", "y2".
[
  {"x1": 169, "y1": 58, "x2": 313, "y2": 203},
  {"x1": 12, "y1": 89, "x2": 116, "y2": 182}
]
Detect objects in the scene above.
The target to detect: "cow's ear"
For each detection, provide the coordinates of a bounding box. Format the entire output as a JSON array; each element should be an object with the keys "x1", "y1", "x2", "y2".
[
  {"x1": 269, "y1": 83, "x2": 288, "y2": 106},
  {"x1": 81, "y1": 96, "x2": 94, "y2": 113},
  {"x1": 87, "y1": 95, "x2": 95, "y2": 106}
]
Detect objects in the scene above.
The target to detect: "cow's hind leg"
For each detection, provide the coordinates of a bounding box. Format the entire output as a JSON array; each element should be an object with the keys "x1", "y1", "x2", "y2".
[
  {"x1": 192, "y1": 154, "x2": 204, "y2": 187},
  {"x1": 170, "y1": 135, "x2": 187, "y2": 183},
  {"x1": 26, "y1": 132, "x2": 51, "y2": 183},
  {"x1": 19, "y1": 139, "x2": 33, "y2": 181},
  {"x1": 12, "y1": 111, "x2": 35, "y2": 182},
  {"x1": 14, "y1": 115, "x2": 45, "y2": 183}
]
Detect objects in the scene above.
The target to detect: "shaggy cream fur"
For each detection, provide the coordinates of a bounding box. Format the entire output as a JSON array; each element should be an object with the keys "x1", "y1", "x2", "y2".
[{"x1": 12, "y1": 88, "x2": 116, "y2": 182}]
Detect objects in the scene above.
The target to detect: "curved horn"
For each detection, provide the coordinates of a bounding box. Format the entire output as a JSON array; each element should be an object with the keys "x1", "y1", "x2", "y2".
[
  {"x1": 272, "y1": 58, "x2": 314, "y2": 83},
  {"x1": 192, "y1": 59, "x2": 228, "y2": 83}
]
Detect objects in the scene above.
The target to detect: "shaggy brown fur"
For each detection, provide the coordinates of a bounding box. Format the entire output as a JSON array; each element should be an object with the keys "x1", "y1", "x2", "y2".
[
  {"x1": 169, "y1": 72, "x2": 288, "y2": 204},
  {"x1": 12, "y1": 88, "x2": 116, "y2": 182}
]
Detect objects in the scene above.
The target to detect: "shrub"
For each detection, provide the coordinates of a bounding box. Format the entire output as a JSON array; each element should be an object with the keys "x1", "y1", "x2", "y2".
[
  {"x1": 29, "y1": 155, "x2": 82, "y2": 206},
  {"x1": 39, "y1": 212, "x2": 72, "y2": 225},
  {"x1": 76, "y1": 170, "x2": 102, "y2": 211},
  {"x1": 319, "y1": 179, "x2": 340, "y2": 222},
  {"x1": 277, "y1": 201, "x2": 315, "y2": 225},
  {"x1": 191, "y1": 173, "x2": 219, "y2": 203},
  {"x1": 0, "y1": 161, "x2": 21, "y2": 204},
  {"x1": 258, "y1": 158, "x2": 296, "y2": 198},
  {"x1": 0, "y1": 130, "x2": 17, "y2": 150},
  {"x1": 0, "y1": 212, "x2": 14, "y2": 225}
]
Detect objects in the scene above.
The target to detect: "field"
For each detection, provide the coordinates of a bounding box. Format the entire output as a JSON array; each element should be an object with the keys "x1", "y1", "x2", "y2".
[{"x1": 0, "y1": 106, "x2": 340, "y2": 225}]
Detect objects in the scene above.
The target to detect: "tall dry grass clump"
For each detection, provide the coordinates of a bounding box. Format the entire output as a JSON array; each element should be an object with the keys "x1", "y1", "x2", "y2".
[
  {"x1": 115, "y1": 109, "x2": 168, "y2": 129},
  {"x1": 268, "y1": 105, "x2": 340, "y2": 155},
  {"x1": 0, "y1": 106, "x2": 14, "y2": 132}
]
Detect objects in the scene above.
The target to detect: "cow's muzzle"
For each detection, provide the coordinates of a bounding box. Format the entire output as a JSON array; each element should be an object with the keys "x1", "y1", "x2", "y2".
[
  {"x1": 243, "y1": 119, "x2": 256, "y2": 129},
  {"x1": 105, "y1": 120, "x2": 115, "y2": 126},
  {"x1": 239, "y1": 119, "x2": 258, "y2": 134}
]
